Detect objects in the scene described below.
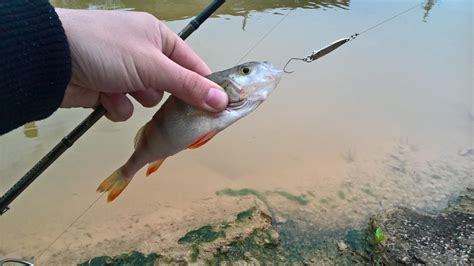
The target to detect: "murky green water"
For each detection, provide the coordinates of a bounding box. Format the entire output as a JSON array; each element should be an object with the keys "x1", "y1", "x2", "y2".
[{"x1": 0, "y1": 0, "x2": 472, "y2": 264}]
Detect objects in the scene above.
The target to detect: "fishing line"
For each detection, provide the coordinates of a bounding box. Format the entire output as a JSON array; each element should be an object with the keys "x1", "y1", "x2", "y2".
[
  {"x1": 237, "y1": 8, "x2": 294, "y2": 64},
  {"x1": 283, "y1": 2, "x2": 424, "y2": 73},
  {"x1": 358, "y1": 2, "x2": 423, "y2": 35},
  {"x1": 35, "y1": 194, "x2": 105, "y2": 261}
]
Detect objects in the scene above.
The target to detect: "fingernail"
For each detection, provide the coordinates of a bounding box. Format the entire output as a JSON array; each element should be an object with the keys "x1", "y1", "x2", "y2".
[{"x1": 206, "y1": 88, "x2": 228, "y2": 111}]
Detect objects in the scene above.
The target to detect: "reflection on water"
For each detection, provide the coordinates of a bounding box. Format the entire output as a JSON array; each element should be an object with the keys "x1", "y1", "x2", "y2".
[
  {"x1": 1, "y1": 0, "x2": 472, "y2": 264},
  {"x1": 50, "y1": 0, "x2": 438, "y2": 33},
  {"x1": 51, "y1": 0, "x2": 352, "y2": 30},
  {"x1": 423, "y1": 0, "x2": 437, "y2": 22},
  {"x1": 23, "y1": 122, "x2": 38, "y2": 139},
  {"x1": 51, "y1": 0, "x2": 350, "y2": 21}
]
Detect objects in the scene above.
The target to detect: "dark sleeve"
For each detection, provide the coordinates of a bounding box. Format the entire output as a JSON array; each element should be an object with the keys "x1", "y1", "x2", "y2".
[{"x1": 0, "y1": 0, "x2": 71, "y2": 135}]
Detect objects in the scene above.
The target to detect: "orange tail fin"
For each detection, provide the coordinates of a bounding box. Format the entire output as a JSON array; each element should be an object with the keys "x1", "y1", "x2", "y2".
[
  {"x1": 146, "y1": 159, "x2": 165, "y2": 177},
  {"x1": 97, "y1": 168, "x2": 131, "y2": 202}
]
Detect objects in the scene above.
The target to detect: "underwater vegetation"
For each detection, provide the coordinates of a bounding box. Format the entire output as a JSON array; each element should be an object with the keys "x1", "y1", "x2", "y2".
[
  {"x1": 177, "y1": 225, "x2": 225, "y2": 245},
  {"x1": 176, "y1": 207, "x2": 280, "y2": 262},
  {"x1": 272, "y1": 191, "x2": 309, "y2": 205},
  {"x1": 360, "y1": 187, "x2": 377, "y2": 198},
  {"x1": 337, "y1": 190, "x2": 346, "y2": 200},
  {"x1": 78, "y1": 251, "x2": 161, "y2": 266},
  {"x1": 216, "y1": 188, "x2": 268, "y2": 205},
  {"x1": 79, "y1": 186, "x2": 473, "y2": 265},
  {"x1": 209, "y1": 228, "x2": 284, "y2": 264},
  {"x1": 236, "y1": 207, "x2": 257, "y2": 222},
  {"x1": 216, "y1": 188, "x2": 310, "y2": 207}
]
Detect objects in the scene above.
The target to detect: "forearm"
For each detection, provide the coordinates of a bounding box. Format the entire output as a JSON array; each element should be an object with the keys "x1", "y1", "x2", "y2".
[{"x1": 0, "y1": 0, "x2": 71, "y2": 135}]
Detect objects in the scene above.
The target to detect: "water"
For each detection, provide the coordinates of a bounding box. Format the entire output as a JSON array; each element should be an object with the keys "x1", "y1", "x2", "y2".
[{"x1": 0, "y1": 0, "x2": 472, "y2": 263}]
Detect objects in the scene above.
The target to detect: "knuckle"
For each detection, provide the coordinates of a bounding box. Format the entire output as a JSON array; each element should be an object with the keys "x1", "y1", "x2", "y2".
[
  {"x1": 181, "y1": 72, "x2": 202, "y2": 97},
  {"x1": 140, "y1": 12, "x2": 158, "y2": 23}
]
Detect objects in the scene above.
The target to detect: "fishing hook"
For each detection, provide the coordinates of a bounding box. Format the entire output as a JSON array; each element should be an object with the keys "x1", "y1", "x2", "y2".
[
  {"x1": 283, "y1": 34, "x2": 359, "y2": 74},
  {"x1": 283, "y1": 57, "x2": 307, "y2": 73}
]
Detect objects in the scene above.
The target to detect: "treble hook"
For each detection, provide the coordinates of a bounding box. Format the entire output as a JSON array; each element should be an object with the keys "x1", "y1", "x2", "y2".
[{"x1": 282, "y1": 34, "x2": 359, "y2": 74}]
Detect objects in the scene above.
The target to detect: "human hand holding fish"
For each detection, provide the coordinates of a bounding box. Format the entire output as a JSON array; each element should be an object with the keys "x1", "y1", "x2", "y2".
[{"x1": 56, "y1": 8, "x2": 229, "y2": 121}]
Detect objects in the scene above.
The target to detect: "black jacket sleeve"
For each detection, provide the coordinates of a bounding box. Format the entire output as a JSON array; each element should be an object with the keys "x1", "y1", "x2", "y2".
[{"x1": 0, "y1": 0, "x2": 71, "y2": 135}]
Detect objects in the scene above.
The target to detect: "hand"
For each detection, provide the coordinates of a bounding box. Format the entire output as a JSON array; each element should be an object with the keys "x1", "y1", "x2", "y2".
[{"x1": 56, "y1": 9, "x2": 228, "y2": 121}]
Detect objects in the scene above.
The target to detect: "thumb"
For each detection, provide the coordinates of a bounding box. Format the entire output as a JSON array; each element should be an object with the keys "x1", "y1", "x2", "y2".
[{"x1": 150, "y1": 53, "x2": 228, "y2": 112}]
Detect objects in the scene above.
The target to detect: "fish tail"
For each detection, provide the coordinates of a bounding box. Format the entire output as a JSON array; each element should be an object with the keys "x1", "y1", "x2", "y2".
[{"x1": 97, "y1": 168, "x2": 131, "y2": 202}]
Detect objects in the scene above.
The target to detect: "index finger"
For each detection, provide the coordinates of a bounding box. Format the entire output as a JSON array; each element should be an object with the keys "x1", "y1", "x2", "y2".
[{"x1": 159, "y1": 23, "x2": 212, "y2": 76}]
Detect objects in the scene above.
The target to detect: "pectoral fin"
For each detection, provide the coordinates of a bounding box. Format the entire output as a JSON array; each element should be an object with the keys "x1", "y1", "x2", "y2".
[
  {"x1": 188, "y1": 130, "x2": 218, "y2": 149},
  {"x1": 146, "y1": 159, "x2": 165, "y2": 177}
]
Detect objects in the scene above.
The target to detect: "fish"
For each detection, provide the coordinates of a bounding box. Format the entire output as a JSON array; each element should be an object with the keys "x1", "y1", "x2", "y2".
[{"x1": 96, "y1": 61, "x2": 283, "y2": 202}]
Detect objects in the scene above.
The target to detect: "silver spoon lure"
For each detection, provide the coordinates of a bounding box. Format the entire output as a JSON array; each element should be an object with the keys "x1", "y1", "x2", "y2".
[{"x1": 283, "y1": 33, "x2": 359, "y2": 73}]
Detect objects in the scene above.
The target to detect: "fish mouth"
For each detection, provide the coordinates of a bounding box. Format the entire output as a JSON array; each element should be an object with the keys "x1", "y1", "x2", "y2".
[
  {"x1": 227, "y1": 99, "x2": 246, "y2": 110},
  {"x1": 263, "y1": 61, "x2": 284, "y2": 79}
]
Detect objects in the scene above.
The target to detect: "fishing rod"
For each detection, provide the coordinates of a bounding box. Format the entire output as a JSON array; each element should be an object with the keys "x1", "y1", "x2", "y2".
[{"x1": 0, "y1": 0, "x2": 226, "y2": 216}]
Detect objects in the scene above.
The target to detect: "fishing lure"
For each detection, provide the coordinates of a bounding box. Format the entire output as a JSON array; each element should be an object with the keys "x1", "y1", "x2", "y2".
[
  {"x1": 283, "y1": 33, "x2": 358, "y2": 73},
  {"x1": 283, "y1": 1, "x2": 424, "y2": 73}
]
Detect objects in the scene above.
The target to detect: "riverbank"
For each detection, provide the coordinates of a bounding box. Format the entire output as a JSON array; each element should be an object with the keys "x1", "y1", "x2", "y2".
[{"x1": 79, "y1": 186, "x2": 473, "y2": 264}]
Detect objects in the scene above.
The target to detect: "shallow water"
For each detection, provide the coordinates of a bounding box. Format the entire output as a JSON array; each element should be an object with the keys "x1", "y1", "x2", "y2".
[{"x1": 0, "y1": 0, "x2": 472, "y2": 263}]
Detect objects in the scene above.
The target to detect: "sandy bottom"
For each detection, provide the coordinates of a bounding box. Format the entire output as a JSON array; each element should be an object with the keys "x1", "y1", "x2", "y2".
[{"x1": 1, "y1": 119, "x2": 471, "y2": 265}]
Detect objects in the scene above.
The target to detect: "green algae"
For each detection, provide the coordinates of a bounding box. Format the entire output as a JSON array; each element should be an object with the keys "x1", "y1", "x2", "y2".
[
  {"x1": 78, "y1": 251, "x2": 161, "y2": 266},
  {"x1": 79, "y1": 220, "x2": 375, "y2": 265},
  {"x1": 446, "y1": 186, "x2": 474, "y2": 213},
  {"x1": 237, "y1": 207, "x2": 256, "y2": 222},
  {"x1": 178, "y1": 225, "x2": 224, "y2": 244},
  {"x1": 221, "y1": 222, "x2": 232, "y2": 229},
  {"x1": 210, "y1": 229, "x2": 284, "y2": 264},
  {"x1": 217, "y1": 188, "x2": 311, "y2": 207},
  {"x1": 272, "y1": 191, "x2": 309, "y2": 205},
  {"x1": 345, "y1": 229, "x2": 370, "y2": 256},
  {"x1": 275, "y1": 219, "x2": 370, "y2": 264},
  {"x1": 190, "y1": 244, "x2": 200, "y2": 262},
  {"x1": 216, "y1": 188, "x2": 269, "y2": 205},
  {"x1": 361, "y1": 188, "x2": 377, "y2": 198},
  {"x1": 79, "y1": 186, "x2": 474, "y2": 265},
  {"x1": 337, "y1": 191, "x2": 346, "y2": 200},
  {"x1": 431, "y1": 174, "x2": 442, "y2": 180},
  {"x1": 319, "y1": 197, "x2": 331, "y2": 204}
]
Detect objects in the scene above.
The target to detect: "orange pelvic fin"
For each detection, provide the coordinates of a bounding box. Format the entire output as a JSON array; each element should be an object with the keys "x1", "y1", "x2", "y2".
[
  {"x1": 96, "y1": 168, "x2": 130, "y2": 202},
  {"x1": 188, "y1": 130, "x2": 218, "y2": 149},
  {"x1": 146, "y1": 159, "x2": 165, "y2": 177}
]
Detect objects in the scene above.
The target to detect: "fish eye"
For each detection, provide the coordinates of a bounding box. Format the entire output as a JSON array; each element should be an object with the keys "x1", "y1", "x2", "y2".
[{"x1": 239, "y1": 66, "x2": 252, "y2": 75}]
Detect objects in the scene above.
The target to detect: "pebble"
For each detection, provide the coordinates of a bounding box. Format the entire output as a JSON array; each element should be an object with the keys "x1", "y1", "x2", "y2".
[{"x1": 337, "y1": 240, "x2": 348, "y2": 251}]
